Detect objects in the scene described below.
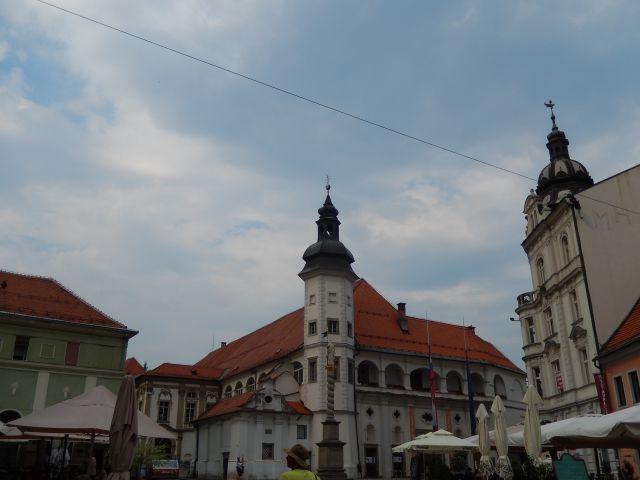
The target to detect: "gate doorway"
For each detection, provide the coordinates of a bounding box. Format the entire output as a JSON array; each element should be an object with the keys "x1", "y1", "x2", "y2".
[
  {"x1": 223, "y1": 452, "x2": 229, "y2": 480},
  {"x1": 365, "y1": 446, "x2": 378, "y2": 477}
]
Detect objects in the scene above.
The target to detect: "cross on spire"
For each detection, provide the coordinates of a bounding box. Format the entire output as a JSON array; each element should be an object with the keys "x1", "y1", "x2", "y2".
[{"x1": 544, "y1": 100, "x2": 558, "y2": 131}]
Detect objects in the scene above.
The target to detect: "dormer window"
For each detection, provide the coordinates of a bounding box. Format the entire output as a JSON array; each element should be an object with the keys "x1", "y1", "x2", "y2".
[{"x1": 328, "y1": 292, "x2": 337, "y2": 303}]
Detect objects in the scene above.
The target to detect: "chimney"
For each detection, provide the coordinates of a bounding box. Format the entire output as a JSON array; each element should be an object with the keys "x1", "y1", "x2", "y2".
[
  {"x1": 397, "y1": 303, "x2": 409, "y2": 334},
  {"x1": 221, "y1": 342, "x2": 227, "y2": 348}
]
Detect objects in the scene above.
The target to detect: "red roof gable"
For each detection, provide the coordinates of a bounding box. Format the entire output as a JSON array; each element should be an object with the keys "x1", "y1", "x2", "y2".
[
  {"x1": 146, "y1": 363, "x2": 223, "y2": 380},
  {"x1": 195, "y1": 309, "x2": 304, "y2": 373},
  {"x1": 602, "y1": 296, "x2": 640, "y2": 352},
  {"x1": 287, "y1": 401, "x2": 312, "y2": 415},
  {"x1": 0, "y1": 270, "x2": 127, "y2": 329},
  {"x1": 195, "y1": 278, "x2": 520, "y2": 375},
  {"x1": 125, "y1": 357, "x2": 145, "y2": 375},
  {"x1": 198, "y1": 392, "x2": 256, "y2": 420},
  {"x1": 354, "y1": 280, "x2": 520, "y2": 371}
]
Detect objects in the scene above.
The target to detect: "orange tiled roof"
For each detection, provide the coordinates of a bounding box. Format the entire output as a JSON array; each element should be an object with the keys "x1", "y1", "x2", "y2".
[
  {"x1": 195, "y1": 309, "x2": 304, "y2": 373},
  {"x1": 197, "y1": 392, "x2": 256, "y2": 420},
  {"x1": 354, "y1": 280, "x2": 521, "y2": 371},
  {"x1": 146, "y1": 362, "x2": 224, "y2": 380},
  {"x1": 602, "y1": 296, "x2": 640, "y2": 352},
  {"x1": 195, "y1": 278, "x2": 520, "y2": 375},
  {"x1": 125, "y1": 357, "x2": 145, "y2": 375},
  {"x1": 0, "y1": 270, "x2": 127, "y2": 329},
  {"x1": 287, "y1": 401, "x2": 312, "y2": 415}
]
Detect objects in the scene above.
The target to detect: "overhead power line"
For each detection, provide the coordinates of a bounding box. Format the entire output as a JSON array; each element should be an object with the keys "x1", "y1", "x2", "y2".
[
  {"x1": 34, "y1": 1, "x2": 640, "y2": 215},
  {"x1": 35, "y1": 0, "x2": 535, "y2": 182}
]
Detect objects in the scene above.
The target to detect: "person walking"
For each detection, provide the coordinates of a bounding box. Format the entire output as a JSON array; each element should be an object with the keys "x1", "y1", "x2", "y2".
[{"x1": 279, "y1": 444, "x2": 319, "y2": 480}]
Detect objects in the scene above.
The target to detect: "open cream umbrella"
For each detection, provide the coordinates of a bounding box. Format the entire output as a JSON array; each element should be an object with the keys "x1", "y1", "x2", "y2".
[
  {"x1": 476, "y1": 403, "x2": 493, "y2": 478},
  {"x1": 491, "y1": 395, "x2": 513, "y2": 480},
  {"x1": 391, "y1": 429, "x2": 478, "y2": 453},
  {"x1": 107, "y1": 376, "x2": 138, "y2": 480},
  {"x1": 522, "y1": 386, "x2": 543, "y2": 460}
]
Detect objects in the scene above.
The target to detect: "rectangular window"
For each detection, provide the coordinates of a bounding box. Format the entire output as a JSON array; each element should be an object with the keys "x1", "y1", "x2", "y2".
[
  {"x1": 533, "y1": 367, "x2": 543, "y2": 397},
  {"x1": 40, "y1": 343, "x2": 56, "y2": 359},
  {"x1": 184, "y1": 402, "x2": 196, "y2": 424},
  {"x1": 65, "y1": 342, "x2": 80, "y2": 366},
  {"x1": 526, "y1": 318, "x2": 536, "y2": 344},
  {"x1": 264, "y1": 428, "x2": 272, "y2": 435},
  {"x1": 629, "y1": 371, "x2": 640, "y2": 404},
  {"x1": 309, "y1": 294, "x2": 316, "y2": 306},
  {"x1": 347, "y1": 322, "x2": 353, "y2": 338},
  {"x1": 308, "y1": 358, "x2": 317, "y2": 383},
  {"x1": 570, "y1": 290, "x2": 581, "y2": 321},
  {"x1": 328, "y1": 319, "x2": 339, "y2": 334},
  {"x1": 328, "y1": 292, "x2": 337, "y2": 303},
  {"x1": 297, "y1": 425, "x2": 307, "y2": 440},
  {"x1": 348, "y1": 359, "x2": 355, "y2": 384},
  {"x1": 334, "y1": 357, "x2": 341, "y2": 382},
  {"x1": 0, "y1": 337, "x2": 3, "y2": 352},
  {"x1": 308, "y1": 321, "x2": 317, "y2": 336},
  {"x1": 158, "y1": 401, "x2": 170, "y2": 423},
  {"x1": 13, "y1": 336, "x2": 30, "y2": 361},
  {"x1": 551, "y1": 361, "x2": 563, "y2": 393},
  {"x1": 580, "y1": 349, "x2": 589, "y2": 385},
  {"x1": 544, "y1": 308, "x2": 555, "y2": 337},
  {"x1": 614, "y1": 376, "x2": 627, "y2": 407},
  {"x1": 262, "y1": 443, "x2": 274, "y2": 460}
]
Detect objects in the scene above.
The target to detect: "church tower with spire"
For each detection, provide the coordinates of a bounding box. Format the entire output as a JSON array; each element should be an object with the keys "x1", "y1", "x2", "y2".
[{"x1": 299, "y1": 184, "x2": 358, "y2": 477}]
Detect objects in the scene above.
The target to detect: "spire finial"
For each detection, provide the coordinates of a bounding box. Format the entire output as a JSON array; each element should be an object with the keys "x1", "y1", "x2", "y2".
[
  {"x1": 325, "y1": 175, "x2": 331, "y2": 193},
  {"x1": 544, "y1": 100, "x2": 558, "y2": 131}
]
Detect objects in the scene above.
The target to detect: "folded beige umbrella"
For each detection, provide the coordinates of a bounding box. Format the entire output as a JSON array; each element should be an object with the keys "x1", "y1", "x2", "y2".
[{"x1": 107, "y1": 375, "x2": 138, "y2": 480}]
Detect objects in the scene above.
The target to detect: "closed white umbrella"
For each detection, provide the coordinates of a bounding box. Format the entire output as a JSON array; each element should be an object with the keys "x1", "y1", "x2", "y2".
[
  {"x1": 522, "y1": 386, "x2": 543, "y2": 460},
  {"x1": 476, "y1": 404, "x2": 493, "y2": 478},
  {"x1": 491, "y1": 395, "x2": 513, "y2": 480}
]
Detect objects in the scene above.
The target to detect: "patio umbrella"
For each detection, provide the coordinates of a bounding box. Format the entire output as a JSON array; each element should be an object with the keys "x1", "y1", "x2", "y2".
[
  {"x1": 522, "y1": 386, "x2": 543, "y2": 460},
  {"x1": 107, "y1": 375, "x2": 138, "y2": 480},
  {"x1": 476, "y1": 404, "x2": 493, "y2": 478},
  {"x1": 491, "y1": 395, "x2": 513, "y2": 480},
  {"x1": 392, "y1": 429, "x2": 478, "y2": 454}
]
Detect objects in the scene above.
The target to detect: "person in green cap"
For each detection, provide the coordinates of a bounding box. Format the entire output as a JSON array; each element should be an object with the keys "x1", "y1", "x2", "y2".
[{"x1": 280, "y1": 444, "x2": 319, "y2": 480}]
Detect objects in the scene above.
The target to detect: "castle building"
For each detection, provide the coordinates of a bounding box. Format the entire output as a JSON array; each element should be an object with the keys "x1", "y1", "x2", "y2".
[
  {"x1": 514, "y1": 105, "x2": 640, "y2": 470},
  {"x1": 190, "y1": 188, "x2": 526, "y2": 479}
]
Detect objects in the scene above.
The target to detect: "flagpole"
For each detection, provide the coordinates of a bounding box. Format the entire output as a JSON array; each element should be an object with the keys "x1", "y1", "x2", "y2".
[
  {"x1": 463, "y1": 318, "x2": 476, "y2": 435},
  {"x1": 426, "y1": 312, "x2": 438, "y2": 431}
]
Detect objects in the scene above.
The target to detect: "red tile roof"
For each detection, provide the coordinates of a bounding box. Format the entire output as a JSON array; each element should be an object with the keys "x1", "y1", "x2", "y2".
[
  {"x1": 146, "y1": 363, "x2": 224, "y2": 380},
  {"x1": 0, "y1": 270, "x2": 127, "y2": 329},
  {"x1": 195, "y1": 278, "x2": 520, "y2": 375},
  {"x1": 197, "y1": 392, "x2": 256, "y2": 420},
  {"x1": 195, "y1": 309, "x2": 304, "y2": 374},
  {"x1": 354, "y1": 280, "x2": 521, "y2": 371},
  {"x1": 125, "y1": 357, "x2": 146, "y2": 375},
  {"x1": 602, "y1": 296, "x2": 640, "y2": 352},
  {"x1": 287, "y1": 401, "x2": 312, "y2": 415}
]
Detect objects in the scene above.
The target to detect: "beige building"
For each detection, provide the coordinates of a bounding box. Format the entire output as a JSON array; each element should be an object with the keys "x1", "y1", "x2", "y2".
[{"x1": 515, "y1": 108, "x2": 640, "y2": 471}]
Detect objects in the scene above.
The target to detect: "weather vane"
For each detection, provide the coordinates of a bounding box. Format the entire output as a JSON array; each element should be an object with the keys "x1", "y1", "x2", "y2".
[
  {"x1": 544, "y1": 100, "x2": 558, "y2": 130},
  {"x1": 325, "y1": 175, "x2": 331, "y2": 192}
]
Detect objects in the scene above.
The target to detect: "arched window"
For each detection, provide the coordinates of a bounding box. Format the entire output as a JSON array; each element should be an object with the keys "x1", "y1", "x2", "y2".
[
  {"x1": 537, "y1": 258, "x2": 545, "y2": 285},
  {"x1": 365, "y1": 424, "x2": 376, "y2": 443},
  {"x1": 223, "y1": 385, "x2": 232, "y2": 399},
  {"x1": 410, "y1": 368, "x2": 439, "y2": 391},
  {"x1": 494, "y1": 375, "x2": 507, "y2": 399},
  {"x1": 385, "y1": 364, "x2": 404, "y2": 389},
  {"x1": 246, "y1": 377, "x2": 256, "y2": 392},
  {"x1": 157, "y1": 390, "x2": 171, "y2": 424},
  {"x1": 470, "y1": 373, "x2": 485, "y2": 396},
  {"x1": 205, "y1": 392, "x2": 217, "y2": 410},
  {"x1": 292, "y1": 362, "x2": 303, "y2": 385},
  {"x1": 357, "y1": 361, "x2": 379, "y2": 386},
  {"x1": 446, "y1": 371, "x2": 463, "y2": 394},
  {"x1": 184, "y1": 392, "x2": 198, "y2": 424},
  {"x1": 234, "y1": 382, "x2": 243, "y2": 396},
  {"x1": 561, "y1": 235, "x2": 571, "y2": 265}
]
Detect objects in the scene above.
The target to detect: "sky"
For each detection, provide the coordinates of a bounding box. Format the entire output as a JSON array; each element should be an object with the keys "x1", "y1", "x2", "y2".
[{"x1": 1, "y1": 1, "x2": 639, "y2": 370}]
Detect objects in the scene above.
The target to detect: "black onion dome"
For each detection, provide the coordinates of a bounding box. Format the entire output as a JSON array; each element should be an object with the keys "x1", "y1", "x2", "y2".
[
  {"x1": 535, "y1": 109, "x2": 593, "y2": 197},
  {"x1": 299, "y1": 190, "x2": 358, "y2": 281}
]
